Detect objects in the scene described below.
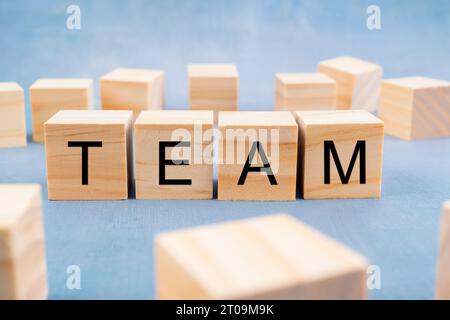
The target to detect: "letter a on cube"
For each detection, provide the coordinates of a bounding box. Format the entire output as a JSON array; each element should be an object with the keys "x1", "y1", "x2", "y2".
[
  {"x1": 295, "y1": 110, "x2": 384, "y2": 199},
  {"x1": 218, "y1": 111, "x2": 298, "y2": 201},
  {"x1": 134, "y1": 110, "x2": 214, "y2": 199},
  {"x1": 44, "y1": 110, "x2": 133, "y2": 200}
]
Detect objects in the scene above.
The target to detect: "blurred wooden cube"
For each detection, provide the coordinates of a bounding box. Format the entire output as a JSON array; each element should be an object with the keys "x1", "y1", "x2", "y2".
[
  {"x1": 379, "y1": 77, "x2": 450, "y2": 140},
  {"x1": 100, "y1": 68, "x2": 165, "y2": 116},
  {"x1": 218, "y1": 111, "x2": 298, "y2": 201},
  {"x1": 436, "y1": 201, "x2": 450, "y2": 299},
  {"x1": 30, "y1": 78, "x2": 93, "y2": 143},
  {"x1": 0, "y1": 82, "x2": 26, "y2": 148},
  {"x1": 295, "y1": 110, "x2": 384, "y2": 199},
  {"x1": 275, "y1": 73, "x2": 336, "y2": 111},
  {"x1": 318, "y1": 56, "x2": 382, "y2": 112},
  {"x1": 134, "y1": 110, "x2": 214, "y2": 199},
  {"x1": 188, "y1": 64, "x2": 238, "y2": 121},
  {"x1": 155, "y1": 213, "x2": 369, "y2": 299},
  {"x1": 44, "y1": 110, "x2": 133, "y2": 200},
  {"x1": 0, "y1": 184, "x2": 47, "y2": 300}
]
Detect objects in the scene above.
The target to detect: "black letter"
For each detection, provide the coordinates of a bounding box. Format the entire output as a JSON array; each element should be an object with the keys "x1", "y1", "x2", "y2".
[
  {"x1": 159, "y1": 141, "x2": 191, "y2": 185},
  {"x1": 67, "y1": 141, "x2": 103, "y2": 185},
  {"x1": 324, "y1": 140, "x2": 366, "y2": 184},
  {"x1": 238, "y1": 141, "x2": 277, "y2": 185}
]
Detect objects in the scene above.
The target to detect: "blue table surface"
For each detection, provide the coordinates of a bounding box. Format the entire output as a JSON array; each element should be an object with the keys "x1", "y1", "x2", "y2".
[{"x1": 1, "y1": 0, "x2": 450, "y2": 299}]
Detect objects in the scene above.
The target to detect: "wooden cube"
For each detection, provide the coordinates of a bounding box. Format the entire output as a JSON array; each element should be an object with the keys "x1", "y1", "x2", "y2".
[
  {"x1": 100, "y1": 68, "x2": 165, "y2": 116},
  {"x1": 30, "y1": 78, "x2": 93, "y2": 143},
  {"x1": 218, "y1": 111, "x2": 298, "y2": 201},
  {"x1": 134, "y1": 110, "x2": 214, "y2": 199},
  {"x1": 0, "y1": 184, "x2": 47, "y2": 300},
  {"x1": 436, "y1": 201, "x2": 450, "y2": 299},
  {"x1": 379, "y1": 77, "x2": 450, "y2": 140},
  {"x1": 275, "y1": 73, "x2": 336, "y2": 111},
  {"x1": 155, "y1": 213, "x2": 369, "y2": 299},
  {"x1": 44, "y1": 110, "x2": 133, "y2": 200},
  {"x1": 317, "y1": 56, "x2": 382, "y2": 112},
  {"x1": 188, "y1": 64, "x2": 238, "y2": 121},
  {"x1": 0, "y1": 82, "x2": 27, "y2": 148},
  {"x1": 295, "y1": 110, "x2": 384, "y2": 199}
]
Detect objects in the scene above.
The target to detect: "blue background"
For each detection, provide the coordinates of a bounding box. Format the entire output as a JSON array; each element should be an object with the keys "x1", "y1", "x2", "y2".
[{"x1": 1, "y1": 0, "x2": 450, "y2": 299}]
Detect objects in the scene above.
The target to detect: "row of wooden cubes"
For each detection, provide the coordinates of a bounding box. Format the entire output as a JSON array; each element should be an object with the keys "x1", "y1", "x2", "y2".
[
  {"x1": 44, "y1": 109, "x2": 384, "y2": 201},
  {"x1": 2, "y1": 56, "x2": 450, "y2": 149},
  {"x1": 0, "y1": 185, "x2": 47, "y2": 300}
]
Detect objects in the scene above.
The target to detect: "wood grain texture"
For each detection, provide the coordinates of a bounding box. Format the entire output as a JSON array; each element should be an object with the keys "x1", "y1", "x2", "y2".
[
  {"x1": 44, "y1": 110, "x2": 133, "y2": 200},
  {"x1": 100, "y1": 68, "x2": 165, "y2": 116},
  {"x1": 155, "y1": 213, "x2": 369, "y2": 299},
  {"x1": 0, "y1": 82, "x2": 26, "y2": 148},
  {"x1": 30, "y1": 78, "x2": 93, "y2": 143},
  {"x1": 379, "y1": 77, "x2": 450, "y2": 140},
  {"x1": 0, "y1": 184, "x2": 47, "y2": 300},
  {"x1": 275, "y1": 73, "x2": 336, "y2": 111},
  {"x1": 317, "y1": 56, "x2": 382, "y2": 112},
  {"x1": 188, "y1": 64, "x2": 238, "y2": 122},
  {"x1": 295, "y1": 110, "x2": 384, "y2": 199},
  {"x1": 218, "y1": 111, "x2": 298, "y2": 201},
  {"x1": 436, "y1": 201, "x2": 450, "y2": 299},
  {"x1": 134, "y1": 110, "x2": 214, "y2": 199}
]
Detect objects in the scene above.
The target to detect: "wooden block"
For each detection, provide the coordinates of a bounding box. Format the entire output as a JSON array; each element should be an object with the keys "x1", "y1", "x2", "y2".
[
  {"x1": 379, "y1": 77, "x2": 450, "y2": 140},
  {"x1": 295, "y1": 110, "x2": 384, "y2": 199},
  {"x1": 44, "y1": 110, "x2": 133, "y2": 200},
  {"x1": 100, "y1": 68, "x2": 165, "y2": 116},
  {"x1": 188, "y1": 64, "x2": 238, "y2": 121},
  {"x1": 134, "y1": 110, "x2": 214, "y2": 199},
  {"x1": 155, "y1": 213, "x2": 369, "y2": 299},
  {"x1": 0, "y1": 82, "x2": 27, "y2": 148},
  {"x1": 30, "y1": 78, "x2": 93, "y2": 143},
  {"x1": 218, "y1": 111, "x2": 298, "y2": 201},
  {"x1": 0, "y1": 184, "x2": 47, "y2": 300},
  {"x1": 317, "y1": 56, "x2": 382, "y2": 112},
  {"x1": 275, "y1": 73, "x2": 336, "y2": 111},
  {"x1": 436, "y1": 201, "x2": 450, "y2": 299}
]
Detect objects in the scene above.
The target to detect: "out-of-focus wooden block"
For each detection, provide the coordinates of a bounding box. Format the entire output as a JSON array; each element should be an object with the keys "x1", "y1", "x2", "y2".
[
  {"x1": 188, "y1": 64, "x2": 238, "y2": 121},
  {"x1": 30, "y1": 78, "x2": 93, "y2": 143},
  {"x1": 44, "y1": 110, "x2": 133, "y2": 200},
  {"x1": 155, "y1": 213, "x2": 369, "y2": 299},
  {"x1": 0, "y1": 184, "x2": 47, "y2": 300},
  {"x1": 436, "y1": 201, "x2": 450, "y2": 300},
  {"x1": 379, "y1": 77, "x2": 450, "y2": 140},
  {"x1": 295, "y1": 110, "x2": 384, "y2": 199},
  {"x1": 275, "y1": 73, "x2": 336, "y2": 111},
  {"x1": 317, "y1": 56, "x2": 382, "y2": 112},
  {"x1": 0, "y1": 82, "x2": 26, "y2": 148},
  {"x1": 100, "y1": 68, "x2": 165, "y2": 116},
  {"x1": 134, "y1": 110, "x2": 214, "y2": 199},
  {"x1": 218, "y1": 111, "x2": 298, "y2": 201}
]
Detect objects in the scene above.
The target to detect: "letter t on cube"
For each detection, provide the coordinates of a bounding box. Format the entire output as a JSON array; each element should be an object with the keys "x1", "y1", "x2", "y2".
[
  {"x1": 44, "y1": 110, "x2": 133, "y2": 200},
  {"x1": 295, "y1": 110, "x2": 384, "y2": 199}
]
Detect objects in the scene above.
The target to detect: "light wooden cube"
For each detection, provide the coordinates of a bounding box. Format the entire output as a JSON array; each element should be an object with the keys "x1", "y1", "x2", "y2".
[
  {"x1": 0, "y1": 184, "x2": 47, "y2": 300},
  {"x1": 0, "y1": 82, "x2": 27, "y2": 148},
  {"x1": 100, "y1": 68, "x2": 165, "y2": 116},
  {"x1": 134, "y1": 110, "x2": 214, "y2": 199},
  {"x1": 436, "y1": 201, "x2": 450, "y2": 300},
  {"x1": 218, "y1": 111, "x2": 298, "y2": 201},
  {"x1": 30, "y1": 78, "x2": 93, "y2": 143},
  {"x1": 156, "y1": 213, "x2": 369, "y2": 299},
  {"x1": 44, "y1": 110, "x2": 133, "y2": 200},
  {"x1": 188, "y1": 64, "x2": 238, "y2": 121},
  {"x1": 295, "y1": 110, "x2": 384, "y2": 199},
  {"x1": 317, "y1": 56, "x2": 383, "y2": 112},
  {"x1": 379, "y1": 77, "x2": 450, "y2": 140},
  {"x1": 275, "y1": 73, "x2": 336, "y2": 111}
]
